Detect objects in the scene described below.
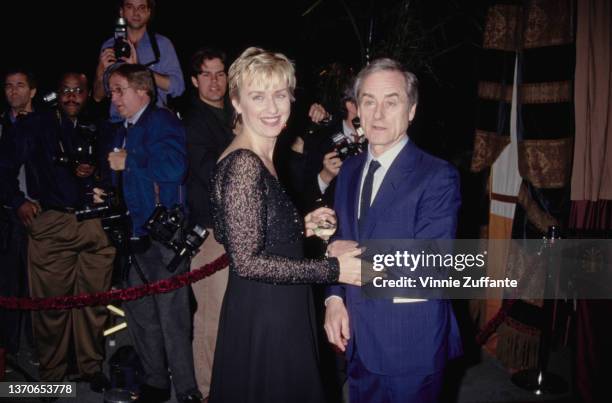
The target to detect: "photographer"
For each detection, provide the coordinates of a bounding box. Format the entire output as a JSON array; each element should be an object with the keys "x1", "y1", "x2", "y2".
[
  {"x1": 93, "y1": 0, "x2": 184, "y2": 121},
  {"x1": 0, "y1": 69, "x2": 37, "y2": 365},
  {"x1": 302, "y1": 83, "x2": 363, "y2": 210},
  {"x1": 100, "y1": 63, "x2": 201, "y2": 403},
  {"x1": 0, "y1": 72, "x2": 114, "y2": 391}
]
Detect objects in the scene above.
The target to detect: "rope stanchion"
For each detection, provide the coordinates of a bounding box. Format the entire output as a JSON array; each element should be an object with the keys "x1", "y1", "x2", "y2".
[{"x1": 0, "y1": 254, "x2": 229, "y2": 311}]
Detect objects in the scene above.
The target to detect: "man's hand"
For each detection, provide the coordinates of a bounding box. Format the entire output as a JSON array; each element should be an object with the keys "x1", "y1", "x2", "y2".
[
  {"x1": 308, "y1": 103, "x2": 330, "y2": 124},
  {"x1": 121, "y1": 41, "x2": 139, "y2": 64},
  {"x1": 327, "y1": 240, "x2": 359, "y2": 258},
  {"x1": 108, "y1": 149, "x2": 127, "y2": 171},
  {"x1": 97, "y1": 48, "x2": 117, "y2": 74},
  {"x1": 94, "y1": 48, "x2": 118, "y2": 101},
  {"x1": 75, "y1": 163, "x2": 95, "y2": 178},
  {"x1": 17, "y1": 200, "x2": 40, "y2": 227},
  {"x1": 92, "y1": 187, "x2": 107, "y2": 204},
  {"x1": 324, "y1": 298, "x2": 350, "y2": 352},
  {"x1": 291, "y1": 136, "x2": 304, "y2": 154},
  {"x1": 320, "y1": 151, "x2": 342, "y2": 184}
]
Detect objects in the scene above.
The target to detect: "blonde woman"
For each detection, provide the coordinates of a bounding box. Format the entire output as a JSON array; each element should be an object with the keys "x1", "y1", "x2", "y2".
[{"x1": 208, "y1": 47, "x2": 361, "y2": 403}]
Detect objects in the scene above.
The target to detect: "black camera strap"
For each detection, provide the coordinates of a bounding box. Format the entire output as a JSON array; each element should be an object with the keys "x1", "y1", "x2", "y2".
[
  {"x1": 142, "y1": 29, "x2": 161, "y2": 68},
  {"x1": 127, "y1": 248, "x2": 149, "y2": 285},
  {"x1": 53, "y1": 109, "x2": 75, "y2": 160}
]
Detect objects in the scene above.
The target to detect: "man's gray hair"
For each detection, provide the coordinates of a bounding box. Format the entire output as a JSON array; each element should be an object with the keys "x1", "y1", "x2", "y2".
[{"x1": 353, "y1": 58, "x2": 418, "y2": 107}]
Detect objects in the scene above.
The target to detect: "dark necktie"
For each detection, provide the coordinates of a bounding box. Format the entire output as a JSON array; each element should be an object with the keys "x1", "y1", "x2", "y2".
[
  {"x1": 125, "y1": 122, "x2": 133, "y2": 143},
  {"x1": 116, "y1": 123, "x2": 132, "y2": 196},
  {"x1": 117, "y1": 123, "x2": 132, "y2": 149},
  {"x1": 358, "y1": 160, "x2": 381, "y2": 236}
]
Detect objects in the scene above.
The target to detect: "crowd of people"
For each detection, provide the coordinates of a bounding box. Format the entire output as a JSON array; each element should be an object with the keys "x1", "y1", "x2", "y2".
[{"x1": 0, "y1": 0, "x2": 463, "y2": 402}]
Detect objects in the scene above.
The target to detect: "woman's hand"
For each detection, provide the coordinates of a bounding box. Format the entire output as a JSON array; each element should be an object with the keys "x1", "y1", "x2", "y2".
[
  {"x1": 305, "y1": 207, "x2": 337, "y2": 240},
  {"x1": 336, "y1": 246, "x2": 363, "y2": 286}
]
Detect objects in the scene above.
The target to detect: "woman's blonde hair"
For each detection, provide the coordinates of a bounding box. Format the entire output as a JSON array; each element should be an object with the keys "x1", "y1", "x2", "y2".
[{"x1": 228, "y1": 47, "x2": 296, "y2": 102}]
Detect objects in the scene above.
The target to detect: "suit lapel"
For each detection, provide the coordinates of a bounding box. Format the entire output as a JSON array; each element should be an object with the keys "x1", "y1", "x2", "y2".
[
  {"x1": 125, "y1": 104, "x2": 154, "y2": 149},
  {"x1": 361, "y1": 140, "x2": 419, "y2": 239},
  {"x1": 347, "y1": 154, "x2": 367, "y2": 240}
]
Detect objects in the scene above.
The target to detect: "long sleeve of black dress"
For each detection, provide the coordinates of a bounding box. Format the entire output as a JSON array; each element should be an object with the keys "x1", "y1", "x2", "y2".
[{"x1": 211, "y1": 149, "x2": 339, "y2": 285}]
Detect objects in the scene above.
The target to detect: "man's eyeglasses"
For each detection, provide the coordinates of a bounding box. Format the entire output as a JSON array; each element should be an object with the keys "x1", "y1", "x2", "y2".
[
  {"x1": 60, "y1": 87, "x2": 85, "y2": 95},
  {"x1": 108, "y1": 86, "x2": 132, "y2": 98}
]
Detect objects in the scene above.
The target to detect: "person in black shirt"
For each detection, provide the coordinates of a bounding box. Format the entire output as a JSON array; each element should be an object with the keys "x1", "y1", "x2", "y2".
[
  {"x1": 302, "y1": 83, "x2": 361, "y2": 210},
  {"x1": 0, "y1": 72, "x2": 114, "y2": 392},
  {"x1": 183, "y1": 47, "x2": 234, "y2": 401},
  {"x1": 0, "y1": 69, "x2": 37, "y2": 368}
]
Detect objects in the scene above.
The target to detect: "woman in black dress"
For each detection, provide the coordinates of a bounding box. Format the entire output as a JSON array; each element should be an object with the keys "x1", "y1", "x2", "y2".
[{"x1": 208, "y1": 47, "x2": 362, "y2": 403}]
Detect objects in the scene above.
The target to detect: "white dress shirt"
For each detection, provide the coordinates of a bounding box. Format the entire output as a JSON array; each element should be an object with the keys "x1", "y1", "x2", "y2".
[
  {"x1": 357, "y1": 136, "x2": 408, "y2": 218},
  {"x1": 125, "y1": 103, "x2": 149, "y2": 128}
]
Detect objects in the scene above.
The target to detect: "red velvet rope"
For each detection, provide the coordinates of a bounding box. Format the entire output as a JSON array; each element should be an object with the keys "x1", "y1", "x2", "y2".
[
  {"x1": 0, "y1": 254, "x2": 229, "y2": 311},
  {"x1": 0, "y1": 251, "x2": 524, "y2": 343}
]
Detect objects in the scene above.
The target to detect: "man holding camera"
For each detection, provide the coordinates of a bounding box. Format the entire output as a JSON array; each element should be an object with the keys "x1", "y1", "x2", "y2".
[
  {"x1": 0, "y1": 71, "x2": 115, "y2": 390},
  {"x1": 303, "y1": 84, "x2": 362, "y2": 210},
  {"x1": 100, "y1": 63, "x2": 201, "y2": 403},
  {"x1": 93, "y1": 0, "x2": 184, "y2": 120}
]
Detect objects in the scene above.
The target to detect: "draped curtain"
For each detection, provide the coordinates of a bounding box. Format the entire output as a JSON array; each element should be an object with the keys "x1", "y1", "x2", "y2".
[
  {"x1": 471, "y1": 0, "x2": 575, "y2": 369},
  {"x1": 569, "y1": 2, "x2": 612, "y2": 402}
]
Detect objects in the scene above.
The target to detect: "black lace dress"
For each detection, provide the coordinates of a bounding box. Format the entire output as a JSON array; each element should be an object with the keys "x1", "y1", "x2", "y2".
[{"x1": 208, "y1": 149, "x2": 339, "y2": 403}]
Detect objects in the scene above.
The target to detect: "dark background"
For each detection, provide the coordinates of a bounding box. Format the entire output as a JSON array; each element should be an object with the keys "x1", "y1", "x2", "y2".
[
  {"x1": 1, "y1": 1, "x2": 485, "y2": 139},
  {"x1": 0, "y1": 0, "x2": 489, "y2": 234}
]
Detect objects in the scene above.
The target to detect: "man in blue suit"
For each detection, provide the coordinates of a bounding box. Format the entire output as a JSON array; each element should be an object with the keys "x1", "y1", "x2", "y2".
[
  {"x1": 98, "y1": 63, "x2": 202, "y2": 403},
  {"x1": 324, "y1": 58, "x2": 462, "y2": 403}
]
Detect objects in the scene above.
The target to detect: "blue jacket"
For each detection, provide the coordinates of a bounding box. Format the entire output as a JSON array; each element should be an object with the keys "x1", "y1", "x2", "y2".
[
  {"x1": 328, "y1": 139, "x2": 463, "y2": 376},
  {"x1": 109, "y1": 104, "x2": 186, "y2": 237}
]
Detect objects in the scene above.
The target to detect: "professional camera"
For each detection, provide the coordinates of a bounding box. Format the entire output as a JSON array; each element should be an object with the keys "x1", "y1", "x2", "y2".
[
  {"x1": 76, "y1": 189, "x2": 123, "y2": 221},
  {"x1": 145, "y1": 205, "x2": 208, "y2": 272},
  {"x1": 113, "y1": 17, "x2": 131, "y2": 59},
  {"x1": 331, "y1": 132, "x2": 366, "y2": 162},
  {"x1": 76, "y1": 188, "x2": 129, "y2": 249},
  {"x1": 55, "y1": 122, "x2": 99, "y2": 169}
]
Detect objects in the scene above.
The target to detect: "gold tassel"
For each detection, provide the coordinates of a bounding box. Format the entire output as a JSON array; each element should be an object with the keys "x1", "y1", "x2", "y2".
[{"x1": 496, "y1": 321, "x2": 540, "y2": 370}]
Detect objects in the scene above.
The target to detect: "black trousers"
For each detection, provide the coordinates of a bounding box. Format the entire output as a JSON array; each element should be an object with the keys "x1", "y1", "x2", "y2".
[
  {"x1": 0, "y1": 207, "x2": 31, "y2": 354},
  {"x1": 124, "y1": 240, "x2": 200, "y2": 400}
]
